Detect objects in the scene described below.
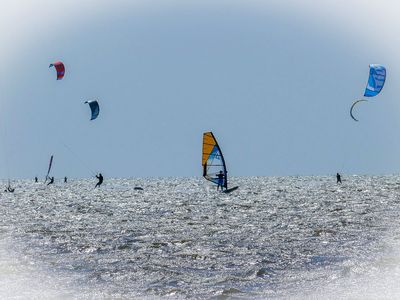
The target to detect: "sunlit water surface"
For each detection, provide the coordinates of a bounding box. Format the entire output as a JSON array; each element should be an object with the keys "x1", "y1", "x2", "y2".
[{"x1": 1, "y1": 176, "x2": 400, "y2": 299}]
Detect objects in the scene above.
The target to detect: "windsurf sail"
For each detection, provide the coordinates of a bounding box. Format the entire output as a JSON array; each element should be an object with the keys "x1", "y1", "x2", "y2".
[
  {"x1": 45, "y1": 155, "x2": 54, "y2": 181},
  {"x1": 202, "y1": 132, "x2": 228, "y2": 189},
  {"x1": 49, "y1": 61, "x2": 65, "y2": 80},
  {"x1": 364, "y1": 64, "x2": 386, "y2": 97},
  {"x1": 350, "y1": 99, "x2": 367, "y2": 122},
  {"x1": 84, "y1": 100, "x2": 100, "y2": 120}
]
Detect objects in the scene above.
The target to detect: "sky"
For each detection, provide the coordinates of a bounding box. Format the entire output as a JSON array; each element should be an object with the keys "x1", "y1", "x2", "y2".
[{"x1": 1, "y1": 0, "x2": 400, "y2": 179}]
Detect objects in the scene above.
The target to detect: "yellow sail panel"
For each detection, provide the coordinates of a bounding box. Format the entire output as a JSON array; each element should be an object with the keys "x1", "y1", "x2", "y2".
[{"x1": 202, "y1": 132, "x2": 217, "y2": 166}]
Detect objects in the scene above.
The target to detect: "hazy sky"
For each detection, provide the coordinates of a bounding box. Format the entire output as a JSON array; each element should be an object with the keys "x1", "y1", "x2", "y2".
[{"x1": 1, "y1": 0, "x2": 400, "y2": 179}]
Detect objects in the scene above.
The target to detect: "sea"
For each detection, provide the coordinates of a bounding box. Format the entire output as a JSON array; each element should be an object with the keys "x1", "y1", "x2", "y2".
[{"x1": 1, "y1": 176, "x2": 400, "y2": 299}]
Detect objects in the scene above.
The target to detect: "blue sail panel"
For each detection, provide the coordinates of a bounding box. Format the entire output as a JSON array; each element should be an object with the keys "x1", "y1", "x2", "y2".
[{"x1": 364, "y1": 64, "x2": 386, "y2": 97}]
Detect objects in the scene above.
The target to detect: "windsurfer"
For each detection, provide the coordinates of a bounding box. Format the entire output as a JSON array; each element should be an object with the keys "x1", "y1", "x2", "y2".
[
  {"x1": 95, "y1": 173, "x2": 103, "y2": 188},
  {"x1": 336, "y1": 173, "x2": 342, "y2": 184},
  {"x1": 47, "y1": 177, "x2": 54, "y2": 185},
  {"x1": 216, "y1": 171, "x2": 225, "y2": 191}
]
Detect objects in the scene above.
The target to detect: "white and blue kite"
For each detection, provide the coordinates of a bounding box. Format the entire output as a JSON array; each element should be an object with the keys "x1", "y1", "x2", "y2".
[
  {"x1": 364, "y1": 64, "x2": 386, "y2": 97},
  {"x1": 350, "y1": 64, "x2": 386, "y2": 122}
]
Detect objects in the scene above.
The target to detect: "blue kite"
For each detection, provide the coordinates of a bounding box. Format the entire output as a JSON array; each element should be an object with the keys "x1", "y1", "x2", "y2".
[
  {"x1": 85, "y1": 100, "x2": 100, "y2": 120},
  {"x1": 364, "y1": 64, "x2": 386, "y2": 97}
]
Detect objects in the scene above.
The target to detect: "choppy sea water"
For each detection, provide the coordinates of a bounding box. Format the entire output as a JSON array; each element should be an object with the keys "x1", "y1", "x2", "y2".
[{"x1": 1, "y1": 176, "x2": 400, "y2": 299}]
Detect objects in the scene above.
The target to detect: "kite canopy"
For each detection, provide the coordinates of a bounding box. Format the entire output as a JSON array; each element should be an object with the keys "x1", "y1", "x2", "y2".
[
  {"x1": 350, "y1": 99, "x2": 367, "y2": 122},
  {"x1": 202, "y1": 132, "x2": 228, "y2": 189},
  {"x1": 364, "y1": 64, "x2": 386, "y2": 97},
  {"x1": 85, "y1": 100, "x2": 100, "y2": 120},
  {"x1": 49, "y1": 61, "x2": 65, "y2": 80}
]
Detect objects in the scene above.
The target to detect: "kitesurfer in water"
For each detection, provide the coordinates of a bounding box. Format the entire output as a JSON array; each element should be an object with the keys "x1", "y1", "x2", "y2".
[
  {"x1": 64, "y1": 177, "x2": 67, "y2": 183},
  {"x1": 336, "y1": 173, "x2": 342, "y2": 184},
  {"x1": 47, "y1": 177, "x2": 54, "y2": 185},
  {"x1": 34, "y1": 176, "x2": 38, "y2": 183},
  {"x1": 95, "y1": 173, "x2": 103, "y2": 188},
  {"x1": 216, "y1": 170, "x2": 225, "y2": 191}
]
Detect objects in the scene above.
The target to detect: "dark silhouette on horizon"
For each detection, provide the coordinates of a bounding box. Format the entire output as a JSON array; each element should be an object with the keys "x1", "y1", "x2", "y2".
[
  {"x1": 47, "y1": 177, "x2": 54, "y2": 185},
  {"x1": 337, "y1": 173, "x2": 342, "y2": 184},
  {"x1": 5, "y1": 183, "x2": 14, "y2": 193},
  {"x1": 95, "y1": 173, "x2": 103, "y2": 188}
]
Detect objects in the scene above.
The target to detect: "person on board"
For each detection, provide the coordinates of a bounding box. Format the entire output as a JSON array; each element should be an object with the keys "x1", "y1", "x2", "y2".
[
  {"x1": 216, "y1": 170, "x2": 225, "y2": 191},
  {"x1": 95, "y1": 173, "x2": 103, "y2": 188},
  {"x1": 64, "y1": 177, "x2": 67, "y2": 183},
  {"x1": 34, "y1": 176, "x2": 38, "y2": 183},
  {"x1": 47, "y1": 177, "x2": 54, "y2": 185},
  {"x1": 336, "y1": 173, "x2": 342, "y2": 184}
]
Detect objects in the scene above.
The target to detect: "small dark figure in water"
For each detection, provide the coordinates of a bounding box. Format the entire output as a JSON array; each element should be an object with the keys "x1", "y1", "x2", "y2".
[
  {"x1": 34, "y1": 176, "x2": 38, "y2": 183},
  {"x1": 64, "y1": 177, "x2": 67, "y2": 183},
  {"x1": 95, "y1": 173, "x2": 103, "y2": 188},
  {"x1": 5, "y1": 183, "x2": 14, "y2": 193},
  {"x1": 336, "y1": 173, "x2": 342, "y2": 184},
  {"x1": 216, "y1": 170, "x2": 225, "y2": 191},
  {"x1": 47, "y1": 177, "x2": 54, "y2": 185}
]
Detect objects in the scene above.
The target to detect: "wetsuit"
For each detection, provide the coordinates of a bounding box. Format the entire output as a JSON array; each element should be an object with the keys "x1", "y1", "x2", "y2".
[
  {"x1": 216, "y1": 172, "x2": 224, "y2": 191},
  {"x1": 336, "y1": 173, "x2": 342, "y2": 184},
  {"x1": 95, "y1": 174, "x2": 103, "y2": 188}
]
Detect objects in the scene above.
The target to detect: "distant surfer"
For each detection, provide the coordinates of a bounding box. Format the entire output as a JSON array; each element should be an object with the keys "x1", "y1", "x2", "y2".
[
  {"x1": 336, "y1": 173, "x2": 342, "y2": 184},
  {"x1": 47, "y1": 177, "x2": 54, "y2": 185},
  {"x1": 64, "y1": 176, "x2": 67, "y2": 183},
  {"x1": 216, "y1": 171, "x2": 225, "y2": 191},
  {"x1": 34, "y1": 176, "x2": 38, "y2": 183},
  {"x1": 95, "y1": 173, "x2": 103, "y2": 188}
]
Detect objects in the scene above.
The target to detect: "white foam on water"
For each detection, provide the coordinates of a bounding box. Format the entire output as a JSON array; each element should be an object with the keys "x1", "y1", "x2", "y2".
[
  {"x1": 297, "y1": 229, "x2": 400, "y2": 299},
  {"x1": 0, "y1": 234, "x2": 72, "y2": 299}
]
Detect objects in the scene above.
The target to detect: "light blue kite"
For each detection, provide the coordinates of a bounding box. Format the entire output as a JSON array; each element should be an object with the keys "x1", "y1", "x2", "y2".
[{"x1": 364, "y1": 64, "x2": 386, "y2": 97}]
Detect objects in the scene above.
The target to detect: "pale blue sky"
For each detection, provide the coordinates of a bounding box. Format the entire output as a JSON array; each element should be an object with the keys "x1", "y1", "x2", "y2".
[{"x1": 1, "y1": 0, "x2": 400, "y2": 179}]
